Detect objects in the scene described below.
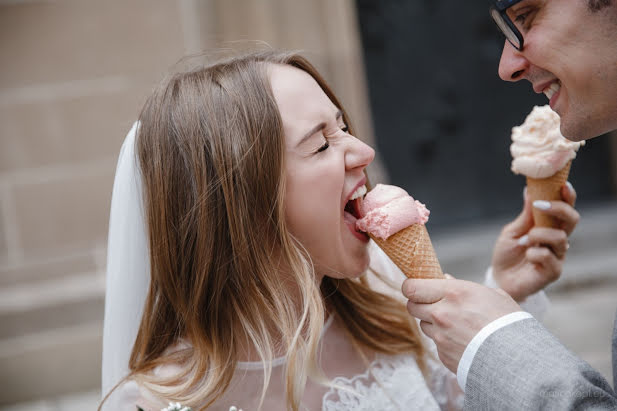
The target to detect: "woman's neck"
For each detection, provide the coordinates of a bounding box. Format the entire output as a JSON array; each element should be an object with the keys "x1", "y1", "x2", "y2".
[{"x1": 234, "y1": 272, "x2": 330, "y2": 363}]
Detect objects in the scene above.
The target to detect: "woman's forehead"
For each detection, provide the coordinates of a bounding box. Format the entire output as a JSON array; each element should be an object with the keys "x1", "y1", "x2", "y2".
[{"x1": 269, "y1": 64, "x2": 338, "y2": 128}]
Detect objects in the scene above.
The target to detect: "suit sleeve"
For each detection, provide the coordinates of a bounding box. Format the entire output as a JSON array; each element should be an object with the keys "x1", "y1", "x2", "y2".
[{"x1": 463, "y1": 318, "x2": 617, "y2": 410}]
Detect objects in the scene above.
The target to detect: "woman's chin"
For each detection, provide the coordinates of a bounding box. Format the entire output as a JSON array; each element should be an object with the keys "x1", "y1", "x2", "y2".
[{"x1": 324, "y1": 256, "x2": 370, "y2": 280}]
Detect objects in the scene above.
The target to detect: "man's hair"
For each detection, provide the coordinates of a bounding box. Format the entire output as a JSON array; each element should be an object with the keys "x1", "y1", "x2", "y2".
[{"x1": 588, "y1": 0, "x2": 613, "y2": 12}]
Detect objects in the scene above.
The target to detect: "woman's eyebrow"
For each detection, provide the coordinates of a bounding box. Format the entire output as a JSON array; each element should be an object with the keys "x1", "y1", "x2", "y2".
[{"x1": 297, "y1": 110, "x2": 343, "y2": 147}]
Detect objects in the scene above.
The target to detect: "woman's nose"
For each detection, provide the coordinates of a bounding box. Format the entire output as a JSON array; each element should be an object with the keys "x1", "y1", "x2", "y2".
[
  {"x1": 498, "y1": 40, "x2": 528, "y2": 81},
  {"x1": 345, "y1": 137, "x2": 375, "y2": 170}
]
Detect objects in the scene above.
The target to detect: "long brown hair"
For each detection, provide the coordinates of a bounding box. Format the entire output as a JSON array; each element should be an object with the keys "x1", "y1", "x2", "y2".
[{"x1": 124, "y1": 50, "x2": 425, "y2": 410}]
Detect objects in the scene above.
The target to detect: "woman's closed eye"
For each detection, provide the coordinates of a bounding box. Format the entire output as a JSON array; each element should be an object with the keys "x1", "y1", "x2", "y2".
[
  {"x1": 314, "y1": 123, "x2": 349, "y2": 153},
  {"x1": 316, "y1": 139, "x2": 330, "y2": 153}
]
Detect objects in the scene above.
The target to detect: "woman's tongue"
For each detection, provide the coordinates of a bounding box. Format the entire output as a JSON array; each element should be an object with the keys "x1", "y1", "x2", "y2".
[
  {"x1": 344, "y1": 209, "x2": 356, "y2": 224},
  {"x1": 343, "y1": 199, "x2": 361, "y2": 232}
]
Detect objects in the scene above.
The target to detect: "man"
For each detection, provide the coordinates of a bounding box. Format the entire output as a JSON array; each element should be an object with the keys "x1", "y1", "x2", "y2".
[{"x1": 404, "y1": 0, "x2": 617, "y2": 409}]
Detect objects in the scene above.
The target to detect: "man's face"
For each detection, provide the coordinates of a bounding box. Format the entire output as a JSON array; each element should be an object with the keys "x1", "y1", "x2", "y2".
[{"x1": 497, "y1": 0, "x2": 617, "y2": 141}]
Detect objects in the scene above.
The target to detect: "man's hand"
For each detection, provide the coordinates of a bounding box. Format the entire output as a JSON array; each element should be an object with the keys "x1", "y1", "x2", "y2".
[
  {"x1": 403, "y1": 277, "x2": 520, "y2": 373},
  {"x1": 492, "y1": 183, "x2": 579, "y2": 301}
]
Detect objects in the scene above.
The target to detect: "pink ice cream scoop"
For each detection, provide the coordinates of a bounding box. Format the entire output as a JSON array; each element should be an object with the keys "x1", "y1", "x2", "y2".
[{"x1": 356, "y1": 184, "x2": 429, "y2": 240}]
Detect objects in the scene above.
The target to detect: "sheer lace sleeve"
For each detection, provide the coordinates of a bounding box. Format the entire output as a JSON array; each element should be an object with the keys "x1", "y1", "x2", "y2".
[
  {"x1": 368, "y1": 243, "x2": 463, "y2": 410},
  {"x1": 422, "y1": 334, "x2": 464, "y2": 411},
  {"x1": 102, "y1": 380, "x2": 142, "y2": 411},
  {"x1": 483, "y1": 266, "x2": 550, "y2": 320}
]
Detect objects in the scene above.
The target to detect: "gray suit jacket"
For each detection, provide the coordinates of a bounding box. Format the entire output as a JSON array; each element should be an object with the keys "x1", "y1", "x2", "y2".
[{"x1": 463, "y1": 313, "x2": 617, "y2": 410}]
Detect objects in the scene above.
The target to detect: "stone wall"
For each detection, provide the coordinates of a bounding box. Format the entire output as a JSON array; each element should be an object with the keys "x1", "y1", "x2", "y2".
[{"x1": 0, "y1": 0, "x2": 374, "y2": 404}]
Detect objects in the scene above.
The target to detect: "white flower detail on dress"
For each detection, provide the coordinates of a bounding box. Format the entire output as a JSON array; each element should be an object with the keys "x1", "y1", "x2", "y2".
[
  {"x1": 322, "y1": 354, "x2": 441, "y2": 411},
  {"x1": 162, "y1": 402, "x2": 192, "y2": 411}
]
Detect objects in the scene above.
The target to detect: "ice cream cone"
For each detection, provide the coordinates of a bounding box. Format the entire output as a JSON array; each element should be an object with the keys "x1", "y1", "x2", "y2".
[
  {"x1": 526, "y1": 160, "x2": 572, "y2": 228},
  {"x1": 370, "y1": 223, "x2": 444, "y2": 279}
]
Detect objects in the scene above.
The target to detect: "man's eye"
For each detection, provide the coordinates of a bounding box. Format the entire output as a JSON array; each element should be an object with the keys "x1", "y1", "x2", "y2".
[
  {"x1": 316, "y1": 141, "x2": 330, "y2": 153},
  {"x1": 515, "y1": 12, "x2": 530, "y2": 25},
  {"x1": 511, "y1": 7, "x2": 535, "y2": 30}
]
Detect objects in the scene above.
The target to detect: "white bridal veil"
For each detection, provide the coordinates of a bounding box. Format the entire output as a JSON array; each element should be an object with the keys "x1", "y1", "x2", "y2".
[{"x1": 101, "y1": 122, "x2": 149, "y2": 407}]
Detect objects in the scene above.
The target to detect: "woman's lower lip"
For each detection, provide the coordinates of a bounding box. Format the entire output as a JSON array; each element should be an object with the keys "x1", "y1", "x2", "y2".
[
  {"x1": 344, "y1": 212, "x2": 370, "y2": 242},
  {"x1": 352, "y1": 228, "x2": 370, "y2": 242}
]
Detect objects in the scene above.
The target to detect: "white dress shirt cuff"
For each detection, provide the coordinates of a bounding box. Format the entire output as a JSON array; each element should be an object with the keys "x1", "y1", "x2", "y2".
[{"x1": 456, "y1": 311, "x2": 533, "y2": 392}]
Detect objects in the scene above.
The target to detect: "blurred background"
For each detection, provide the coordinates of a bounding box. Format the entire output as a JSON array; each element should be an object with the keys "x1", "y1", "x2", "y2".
[{"x1": 1, "y1": 0, "x2": 616, "y2": 409}]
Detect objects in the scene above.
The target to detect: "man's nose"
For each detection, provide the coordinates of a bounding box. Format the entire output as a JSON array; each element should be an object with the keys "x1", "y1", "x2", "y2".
[{"x1": 498, "y1": 40, "x2": 528, "y2": 81}]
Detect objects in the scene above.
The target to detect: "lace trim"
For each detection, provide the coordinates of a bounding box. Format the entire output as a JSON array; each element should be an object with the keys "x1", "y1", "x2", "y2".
[{"x1": 322, "y1": 354, "x2": 441, "y2": 411}]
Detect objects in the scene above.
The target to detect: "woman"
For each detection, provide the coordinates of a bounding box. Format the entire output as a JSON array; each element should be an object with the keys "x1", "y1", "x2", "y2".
[{"x1": 102, "y1": 50, "x2": 574, "y2": 410}]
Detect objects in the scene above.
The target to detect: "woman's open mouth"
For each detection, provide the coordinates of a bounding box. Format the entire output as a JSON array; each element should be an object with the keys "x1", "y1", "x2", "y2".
[{"x1": 343, "y1": 186, "x2": 369, "y2": 242}]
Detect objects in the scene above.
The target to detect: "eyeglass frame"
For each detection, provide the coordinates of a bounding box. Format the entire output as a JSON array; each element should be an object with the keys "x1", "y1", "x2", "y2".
[{"x1": 489, "y1": 0, "x2": 526, "y2": 51}]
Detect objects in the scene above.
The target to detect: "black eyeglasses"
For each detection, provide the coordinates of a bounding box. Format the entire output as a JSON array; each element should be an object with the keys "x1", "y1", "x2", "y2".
[{"x1": 490, "y1": 0, "x2": 525, "y2": 50}]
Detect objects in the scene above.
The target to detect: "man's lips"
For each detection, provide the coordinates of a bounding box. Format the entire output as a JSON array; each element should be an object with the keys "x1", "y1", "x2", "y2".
[
  {"x1": 533, "y1": 79, "x2": 562, "y2": 109},
  {"x1": 533, "y1": 79, "x2": 556, "y2": 94},
  {"x1": 534, "y1": 80, "x2": 561, "y2": 97}
]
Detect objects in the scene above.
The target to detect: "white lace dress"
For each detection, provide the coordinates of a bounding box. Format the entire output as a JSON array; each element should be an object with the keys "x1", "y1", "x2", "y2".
[
  {"x1": 320, "y1": 341, "x2": 461, "y2": 411},
  {"x1": 112, "y1": 243, "x2": 544, "y2": 411},
  {"x1": 128, "y1": 314, "x2": 462, "y2": 411}
]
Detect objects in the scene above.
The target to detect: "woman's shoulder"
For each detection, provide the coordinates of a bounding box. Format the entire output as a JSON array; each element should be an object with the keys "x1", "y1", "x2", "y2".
[
  {"x1": 133, "y1": 342, "x2": 192, "y2": 411},
  {"x1": 103, "y1": 379, "x2": 167, "y2": 411}
]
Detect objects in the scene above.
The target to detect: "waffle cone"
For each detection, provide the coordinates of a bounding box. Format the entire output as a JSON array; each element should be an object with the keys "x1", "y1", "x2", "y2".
[
  {"x1": 526, "y1": 160, "x2": 572, "y2": 228},
  {"x1": 370, "y1": 224, "x2": 444, "y2": 279}
]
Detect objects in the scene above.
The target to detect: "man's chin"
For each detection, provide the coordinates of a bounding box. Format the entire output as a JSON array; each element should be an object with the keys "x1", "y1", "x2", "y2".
[
  {"x1": 560, "y1": 121, "x2": 593, "y2": 142},
  {"x1": 560, "y1": 111, "x2": 617, "y2": 141}
]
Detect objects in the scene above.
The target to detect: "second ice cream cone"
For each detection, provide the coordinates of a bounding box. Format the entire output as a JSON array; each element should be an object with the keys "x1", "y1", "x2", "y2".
[
  {"x1": 370, "y1": 224, "x2": 444, "y2": 279},
  {"x1": 526, "y1": 160, "x2": 572, "y2": 228},
  {"x1": 510, "y1": 106, "x2": 583, "y2": 229}
]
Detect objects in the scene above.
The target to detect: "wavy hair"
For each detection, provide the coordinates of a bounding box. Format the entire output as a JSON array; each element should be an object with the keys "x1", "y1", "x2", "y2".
[{"x1": 118, "y1": 50, "x2": 425, "y2": 410}]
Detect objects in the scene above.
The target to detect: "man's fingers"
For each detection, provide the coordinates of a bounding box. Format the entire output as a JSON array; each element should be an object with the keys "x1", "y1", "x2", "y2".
[
  {"x1": 419, "y1": 320, "x2": 435, "y2": 339},
  {"x1": 406, "y1": 300, "x2": 434, "y2": 322},
  {"x1": 495, "y1": 288, "x2": 510, "y2": 298},
  {"x1": 527, "y1": 227, "x2": 569, "y2": 259},
  {"x1": 402, "y1": 278, "x2": 446, "y2": 303}
]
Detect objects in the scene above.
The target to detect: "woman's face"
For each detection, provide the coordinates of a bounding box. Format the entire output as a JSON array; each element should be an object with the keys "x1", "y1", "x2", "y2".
[{"x1": 269, "y1": 64, "x2": 375, "y2": 281}]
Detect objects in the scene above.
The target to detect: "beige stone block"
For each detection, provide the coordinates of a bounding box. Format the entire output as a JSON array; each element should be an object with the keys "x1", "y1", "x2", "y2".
[
  {"x1": 12, "y1": 171, "x2": 114, "y2": 259},
  {"x1": 0, "y1": 253, "x2": 97, "y2": 287},
  {"x1": 0, "y1": 0, "x2": 185, "y2": 90},
  {"x1": 214, "y1": 0, "x2": 327, "y2": 56},
  {"x1": 0, "y1": 324, "x2": 102, "y2": 405},
  {"x1": 0, "y1": 89, "x2": 146, "y2": 173},
  {"x1": 0, "y1": 293, "x2": 104, "y2": 340}
]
